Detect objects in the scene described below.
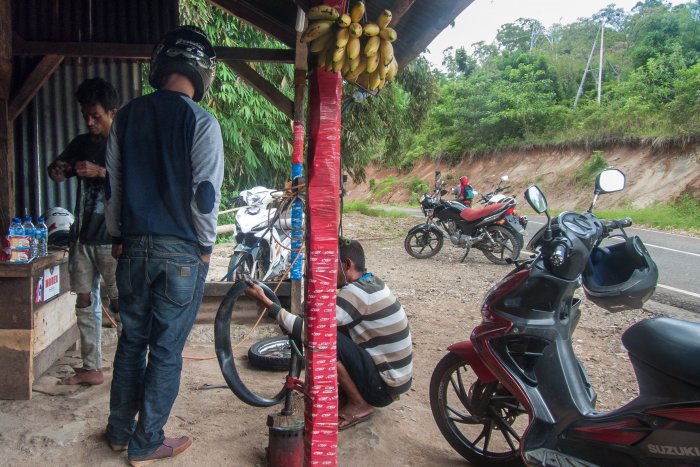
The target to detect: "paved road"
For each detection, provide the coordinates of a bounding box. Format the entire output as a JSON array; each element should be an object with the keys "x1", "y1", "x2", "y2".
[
  {"x1": 385, "y1": 205, "x2": 700, "y2": 313},
  {"x1": 526, "y1": 215, "x2": 700, "y2": 313}
]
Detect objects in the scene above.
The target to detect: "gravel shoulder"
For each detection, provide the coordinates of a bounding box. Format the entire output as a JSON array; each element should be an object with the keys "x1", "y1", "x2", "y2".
[{"x1": 0, "y1": 212, "x2": 695, "y2": 466}]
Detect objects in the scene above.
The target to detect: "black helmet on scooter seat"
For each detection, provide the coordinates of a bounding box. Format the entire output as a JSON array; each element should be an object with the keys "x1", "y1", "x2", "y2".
[
  {"x1": 582, "y1": 236, "x2": 658, "y2": 312},
  {"x1": 149, "y1": 26, "x2": 217, "y2": 102}
]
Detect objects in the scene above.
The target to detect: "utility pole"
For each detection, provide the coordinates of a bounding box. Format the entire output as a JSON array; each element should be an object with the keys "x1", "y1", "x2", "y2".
[
  {"x1": 597, "y1": 19, "x2": 605, "y2": 105},
  {"x1": 574, "y1": 27, "x2": 599, "y2": 108}
]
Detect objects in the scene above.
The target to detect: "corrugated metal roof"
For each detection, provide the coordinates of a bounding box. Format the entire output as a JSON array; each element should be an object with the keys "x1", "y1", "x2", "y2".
[
  {"x1": 12, "y1": 0, "x2": 179, "y2": 44},
  {"x1": 13, "y1": 59, "x2": 141, "y2": 219}
]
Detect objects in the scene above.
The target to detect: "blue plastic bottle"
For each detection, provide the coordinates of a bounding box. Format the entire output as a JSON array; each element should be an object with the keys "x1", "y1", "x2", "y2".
[
  {"x1": 22, "y1": 216, "x2": 37, "y2": 259},
  {"x1": 9, "y1": 217, "x2": 24, "y2": 236},
  {"x1": 36, "y1": 217, "x2": 48, "y2": 257}
]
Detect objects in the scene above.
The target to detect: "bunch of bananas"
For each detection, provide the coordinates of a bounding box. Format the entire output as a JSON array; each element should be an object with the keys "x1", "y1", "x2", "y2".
[{"x1": 301, "y1": 2, "x2": 398, "y2": 92}]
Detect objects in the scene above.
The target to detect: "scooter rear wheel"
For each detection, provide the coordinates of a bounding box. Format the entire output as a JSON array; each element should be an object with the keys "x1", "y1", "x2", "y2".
[{"x1": 430, "y1": 352, "x2": 528, "y2": 466}]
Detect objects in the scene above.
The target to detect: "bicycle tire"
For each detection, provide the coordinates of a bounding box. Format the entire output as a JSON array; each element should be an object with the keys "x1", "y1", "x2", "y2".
[{"x1": 214, "y1": 279, "x2": 288, "y2": 407}]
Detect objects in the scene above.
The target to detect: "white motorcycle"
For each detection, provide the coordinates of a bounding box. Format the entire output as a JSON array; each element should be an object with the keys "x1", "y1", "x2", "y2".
[
  {"x1": 477, "y1": 175, "x2": 528, "y2": 249},
  {"x1": 225, "y1": 186, "x2": 292, "y2": 282}
]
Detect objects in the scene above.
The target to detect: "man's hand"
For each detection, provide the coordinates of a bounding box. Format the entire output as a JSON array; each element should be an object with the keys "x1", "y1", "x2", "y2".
[
  {"x1": 49, "y1": 160, "x2": 72, "y2": 182},
  {"x1": 200, "y1": 253, "x2": 211, "y2": 264},
  {"x1": 243, "y1": 279, "x2": 274, "y2": 308},
  {"x1": 111, "y1": 244, "x2": 123, "y2": 259},
  {"x1": 74, "y1": 161, "x2": 106, "y2": 179}
]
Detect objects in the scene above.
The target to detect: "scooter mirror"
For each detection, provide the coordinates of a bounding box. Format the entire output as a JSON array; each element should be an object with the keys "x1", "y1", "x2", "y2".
[
  {"x1": 596, "y1": 168, "x2": 625, "y2": 194},
  {"x1": 525, "y1": 185, "x2": 548, "y2": 213}
]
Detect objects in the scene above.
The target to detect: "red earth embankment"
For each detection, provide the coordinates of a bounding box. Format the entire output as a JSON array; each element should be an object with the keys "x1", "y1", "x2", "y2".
[{"x1": 345, "y1": 143, "x2": 700, "y2": 211}]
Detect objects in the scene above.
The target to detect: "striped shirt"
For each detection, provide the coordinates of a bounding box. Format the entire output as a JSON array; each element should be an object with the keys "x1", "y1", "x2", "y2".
[{"x1": 270, "y1": 274, "x2": 413, "y2": 396}]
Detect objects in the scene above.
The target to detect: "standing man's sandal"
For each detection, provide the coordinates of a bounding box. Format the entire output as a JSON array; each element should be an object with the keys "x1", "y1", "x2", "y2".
[
  {"x1": 128, "y1": 436, "x2": 192, "y2": 466},
  {"x1": 58, "y1": 368, "x2": 104, "y2": 385}
]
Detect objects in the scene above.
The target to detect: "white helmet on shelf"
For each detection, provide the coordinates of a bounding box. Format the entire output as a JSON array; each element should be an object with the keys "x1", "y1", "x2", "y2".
[{"x1": 43, "y1": 207, "x2": 74, "y2": 245}]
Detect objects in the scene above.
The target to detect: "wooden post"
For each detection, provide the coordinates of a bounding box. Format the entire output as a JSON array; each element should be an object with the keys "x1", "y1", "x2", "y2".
[{"x1": 0, "y1": 0, "x2": 15, "y2": 228}]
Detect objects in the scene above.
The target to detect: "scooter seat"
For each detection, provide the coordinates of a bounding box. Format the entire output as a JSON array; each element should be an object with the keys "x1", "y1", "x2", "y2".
[
  {"x1": 622, "y1": 317, "x2": 700, "y2": 386},
  {"x1": 459, "y1": 202, "x2": 509, "y2": 222}
]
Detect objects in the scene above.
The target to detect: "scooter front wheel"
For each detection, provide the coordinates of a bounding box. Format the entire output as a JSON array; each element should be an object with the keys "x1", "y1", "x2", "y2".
[
  {"x1": 430, "y1": 352, "x2": 528, "y2": 466},
  {"x1": 404, "y1": 228, "x2": 443, "y2": 259}
]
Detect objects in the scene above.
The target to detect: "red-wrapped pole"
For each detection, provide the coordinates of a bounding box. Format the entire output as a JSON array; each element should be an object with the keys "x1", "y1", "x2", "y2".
[{"x1": 304, "y1": 65, "x2": 342, "y2": 466}]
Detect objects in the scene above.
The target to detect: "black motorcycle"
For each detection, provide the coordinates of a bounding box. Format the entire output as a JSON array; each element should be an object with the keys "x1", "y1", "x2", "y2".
[{"x1": 404, "y1": 173, "x2": 521, "y2": 265}]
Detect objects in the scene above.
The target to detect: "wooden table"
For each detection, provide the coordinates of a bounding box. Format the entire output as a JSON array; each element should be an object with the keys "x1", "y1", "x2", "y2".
[{"x1": 0, "y1": 251, "x2": 77, "y2": 399}]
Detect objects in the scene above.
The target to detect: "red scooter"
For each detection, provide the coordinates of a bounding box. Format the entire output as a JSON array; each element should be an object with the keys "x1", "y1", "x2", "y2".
[{"x1": 430, "y1": 169, "x2": 700, "y2": 466}]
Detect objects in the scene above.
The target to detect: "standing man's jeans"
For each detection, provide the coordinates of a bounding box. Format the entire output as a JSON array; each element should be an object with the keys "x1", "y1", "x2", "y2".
[{"x1": 106, "y1": 235, "x2": 208, "y2": 458}]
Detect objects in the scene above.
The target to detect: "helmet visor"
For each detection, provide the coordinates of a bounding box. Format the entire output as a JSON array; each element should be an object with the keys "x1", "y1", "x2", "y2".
[{"x1": 165, "y1": 47, "x2": 215, "y2": 71}]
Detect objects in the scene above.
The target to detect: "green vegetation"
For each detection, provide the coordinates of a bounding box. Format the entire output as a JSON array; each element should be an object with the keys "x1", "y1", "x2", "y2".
[
  {"x1": 408, "y1": 1, "x2": 700, "y2": 162},
  {"x1": 369, "y1": 176, "x2": 399, "y2": 200},
  {"x1": 574, "y1": 151, "x2": 609, "y2": 188},
  {"x1": 406, "y1": 177, "x2": 430, "y2": 205},
  {"x1": 597, "y1": 194, "x2": 700, "y2": 234},
  {"x1": 343, "y1": 201, "x2": 408, "y2": 218}
]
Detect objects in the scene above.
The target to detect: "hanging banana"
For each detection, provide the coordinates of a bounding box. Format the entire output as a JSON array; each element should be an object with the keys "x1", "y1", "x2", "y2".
[
  {"x1": 350, "y1": 1, "x2": 365, "y2": 23},
  {"x1": 301, "y1": 20, "x2": 334, "y2": 43},
  {"x1": 308, "y1": 5, "x2": 340, "y2": 21}
]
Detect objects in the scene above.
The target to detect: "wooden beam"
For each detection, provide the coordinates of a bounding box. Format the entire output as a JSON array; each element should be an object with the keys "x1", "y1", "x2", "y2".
[
  {"x1": 13, "y1": 37, "x2": 295, "y2": 63},
  {"x1": 207, "y1": 0, "x2": 297, "y2": 48},
  {"x1": 0, "y1": 0, "x2": 14, "y2": 230},
  {"x1": 391, "y1": 0, "x2": 416, "y2": 26},
  {"x1": 222, "y1": 59, "x2": 294, "y2": 120},
  {"x1": 8, "y1": 55, "x2": 64, "y2": 121}
]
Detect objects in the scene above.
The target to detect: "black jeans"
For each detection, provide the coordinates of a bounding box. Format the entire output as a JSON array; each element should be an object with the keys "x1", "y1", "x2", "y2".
[{"x1": 337, "y1": 332, "x2": 393, "y2": 408}]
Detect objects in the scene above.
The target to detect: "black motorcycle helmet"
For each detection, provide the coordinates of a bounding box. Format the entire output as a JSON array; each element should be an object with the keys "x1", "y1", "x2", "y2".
[
  {"x1": 582, "y1": 235, "x2": 658, "y2": 311},
  {"x1": 149, "y1": 25, "x2": 217, "y2": 102}
]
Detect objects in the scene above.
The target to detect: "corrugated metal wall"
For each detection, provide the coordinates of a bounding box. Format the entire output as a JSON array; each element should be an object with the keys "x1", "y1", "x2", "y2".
[
  {"x1": 10, "y1": 0, "x2": 179, "y2": 218},
  {"x1": 13, "y1": 60, "x2": 141, "y2": 218}
]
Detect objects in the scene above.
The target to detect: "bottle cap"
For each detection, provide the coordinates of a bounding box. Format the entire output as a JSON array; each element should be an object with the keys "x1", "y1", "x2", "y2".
[
  {"x1": 38, "y1": 217, "x2": 44, "y2": 222},
  {"x1": 25, "y1": 216, "x2": 32, "y2": 221}
]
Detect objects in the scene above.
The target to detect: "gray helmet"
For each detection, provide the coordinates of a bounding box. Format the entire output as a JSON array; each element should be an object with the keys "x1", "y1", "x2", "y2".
[{"x1": 149, "y1": 26, "x2": 217, "y2": 102}]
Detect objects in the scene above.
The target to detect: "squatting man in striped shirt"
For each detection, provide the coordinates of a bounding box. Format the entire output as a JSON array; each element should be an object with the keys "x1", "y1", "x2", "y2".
[{"x1": 244, "y1": 238, "x2": 413, "y2": 430}]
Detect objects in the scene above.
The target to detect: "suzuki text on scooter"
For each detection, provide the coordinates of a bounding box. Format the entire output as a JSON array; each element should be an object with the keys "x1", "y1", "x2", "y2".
[{"x1": 429, "y1": 169, "x2": 700, "y2": 466}]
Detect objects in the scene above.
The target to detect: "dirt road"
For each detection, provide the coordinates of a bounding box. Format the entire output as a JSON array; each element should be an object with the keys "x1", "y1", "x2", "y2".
[{"x1": 0, "y1": 212, "x2": 695, "y2": 466}]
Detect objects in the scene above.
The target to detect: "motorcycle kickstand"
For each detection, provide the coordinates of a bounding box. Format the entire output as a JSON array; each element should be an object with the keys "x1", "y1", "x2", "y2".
[{"x1": 460, "y1": 248, "x2": 471, "y2": 263}]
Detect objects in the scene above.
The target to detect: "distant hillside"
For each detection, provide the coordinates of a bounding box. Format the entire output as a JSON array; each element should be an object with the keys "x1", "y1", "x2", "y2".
[{"x1": 345, "y1": 141, "x2": 700, "y2": 213}]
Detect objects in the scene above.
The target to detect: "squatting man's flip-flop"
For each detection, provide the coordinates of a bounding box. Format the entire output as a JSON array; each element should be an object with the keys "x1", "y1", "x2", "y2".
[{"x1": 338, "y1": 411, "x2": 373, "y2": 431}]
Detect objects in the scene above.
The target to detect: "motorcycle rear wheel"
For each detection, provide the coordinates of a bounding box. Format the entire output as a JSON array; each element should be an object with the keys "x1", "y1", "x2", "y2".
[
  {"x1": 482, "y1": 225, "x2": 520, "y2": 265},
  {"x1": 404, "y1": 228, "x2": 443, "y2": 259},
  {"x1": 430, "y1": 353, "x2": 528, "y2": 466}
]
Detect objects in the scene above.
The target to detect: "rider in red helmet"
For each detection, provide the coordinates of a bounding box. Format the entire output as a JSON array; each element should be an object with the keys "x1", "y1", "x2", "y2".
[{"x1": 459, "y1": 176, "x2": 474, "y2": 207}]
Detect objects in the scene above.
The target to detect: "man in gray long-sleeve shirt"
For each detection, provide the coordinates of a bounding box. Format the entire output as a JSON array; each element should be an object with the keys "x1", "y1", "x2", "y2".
[{"x1": 104, "y1": 26, "x2": 223, "y2": 466}]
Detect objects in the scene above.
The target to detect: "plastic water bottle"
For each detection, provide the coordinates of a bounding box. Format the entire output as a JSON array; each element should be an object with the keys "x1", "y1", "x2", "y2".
[
  {"x1": 36, "y1": 217, "x2": 48, "y2": 257},
  {"x1": 22, "y1": 216, "x2": 37, "y2": 259},
  {"x1": 9, "y1": 217, "x2": 24, "y2": 236}
]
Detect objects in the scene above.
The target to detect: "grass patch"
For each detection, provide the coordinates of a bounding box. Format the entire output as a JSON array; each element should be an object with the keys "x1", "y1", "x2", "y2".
[
  {"x1": 574, "y1": 150, "x2": 608, "y2": 189},
  {"x1": 406, "y1": 176, "x2": 430, "y2": 206},
  {"x1": 596, "y1": 194, "x2": 700, "y2": 234},
  {"x1": 343, "y1": 200, "x2": 408, "y2": 218},
  {"x1": 370, "y1": 176, "x2": 399, "y2": 200}
]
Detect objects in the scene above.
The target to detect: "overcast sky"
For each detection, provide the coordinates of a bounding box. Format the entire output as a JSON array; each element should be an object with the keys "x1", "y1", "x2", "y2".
[{"x1": 425, "y1": 0, "x2": 688, "y2": 68}]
